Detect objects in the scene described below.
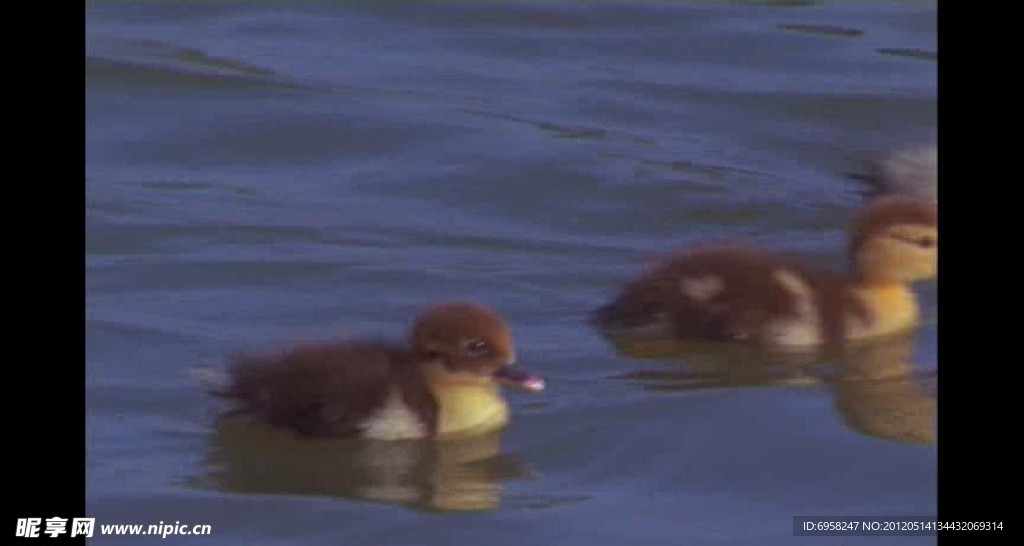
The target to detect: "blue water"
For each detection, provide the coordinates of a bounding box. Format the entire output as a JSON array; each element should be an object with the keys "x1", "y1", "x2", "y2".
[{"x1": 86, "y1": 1, "x2": 937, "y2": 544}]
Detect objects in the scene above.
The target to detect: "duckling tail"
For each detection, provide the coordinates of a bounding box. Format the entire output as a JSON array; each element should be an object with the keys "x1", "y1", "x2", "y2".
[{"x1": 589, "y1": 301, "x2": 640, "y2": 333}]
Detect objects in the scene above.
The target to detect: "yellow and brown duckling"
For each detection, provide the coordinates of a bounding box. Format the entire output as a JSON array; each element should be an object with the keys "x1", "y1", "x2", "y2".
[
  {"x1": 195, "y1": 303, "x2": 544, "y2": 440},
  {"x1": 591, "y1": 196, "x2": 937, "y2": 350}
]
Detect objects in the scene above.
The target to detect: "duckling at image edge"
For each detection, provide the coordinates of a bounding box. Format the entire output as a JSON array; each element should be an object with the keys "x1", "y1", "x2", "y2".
[
  {"x1": 194, "y1": 303, "x2": 545, "y2": 440},
  {"x1": 591, "y1": 196, "x2": 937, "y2": 349}
]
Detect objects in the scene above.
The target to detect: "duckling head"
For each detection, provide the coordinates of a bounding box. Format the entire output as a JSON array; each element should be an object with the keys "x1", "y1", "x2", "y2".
[
  {"x1": 410, "y1": 303, "x2": 545, "y2": 393},
  {"x1": 849, "y1": 196, "x2": 937, "y2": 284}
]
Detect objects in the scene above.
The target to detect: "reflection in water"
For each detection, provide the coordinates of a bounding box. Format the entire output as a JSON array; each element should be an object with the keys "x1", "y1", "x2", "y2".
[
  {"x1": 604, "y1": 332, "x2": 935, "y2": 445},
  {"x1": 189, "y1": 421, "x2": 533, "y2": 512},
  {"x1": 833, "y1": 335, "x2": 936, "y2": 445}
]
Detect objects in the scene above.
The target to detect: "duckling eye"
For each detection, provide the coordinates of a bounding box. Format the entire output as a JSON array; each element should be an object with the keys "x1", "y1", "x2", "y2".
[
  {"x1": 463, "y1": 339, "x2": 491, "y2": 357},
  {"x1": 915, "y1": 235, "x2": 936, "y2": 248}
]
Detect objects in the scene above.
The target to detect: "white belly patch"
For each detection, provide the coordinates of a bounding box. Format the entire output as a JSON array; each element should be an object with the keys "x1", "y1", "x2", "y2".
[{"x1": 360, "y1": 389, "x2": 428, "y2": 440}]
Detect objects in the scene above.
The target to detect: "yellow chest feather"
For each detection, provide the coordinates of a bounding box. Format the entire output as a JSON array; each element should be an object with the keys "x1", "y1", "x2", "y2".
[
  {"x1": 850, "y1": 283, "x2": 920, "y2": 340},
  {"x1": 430, "y1": 383, "x2": 510, "y2": 438}
]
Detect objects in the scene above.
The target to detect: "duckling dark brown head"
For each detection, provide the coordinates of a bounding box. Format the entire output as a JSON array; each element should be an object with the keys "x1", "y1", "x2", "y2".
[
  {"x1": 411, "y1": 303, "x2": 544, "y2": 393},
  {"x1": 848, "y1": 196, "x2": 937, "y2": 284}
]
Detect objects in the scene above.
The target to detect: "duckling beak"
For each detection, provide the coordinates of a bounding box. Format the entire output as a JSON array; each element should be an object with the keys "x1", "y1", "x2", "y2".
[{"x1": 493, "y1": 366, "x2": 545, "y2": 392}]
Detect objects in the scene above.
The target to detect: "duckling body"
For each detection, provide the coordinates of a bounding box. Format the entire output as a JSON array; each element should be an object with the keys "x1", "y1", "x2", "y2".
[
  {"x1": 593, "y1": 247, "x2": 868, "y2": 347},
  {"x1": 198, "y1": 303, "x2": 544, "y2": 440},
  {"x1": 218, "y1": 342, "x2": 437, "y2": 439},
  {"x1": 592, "y1": 197, "x2": 937, "y2": 349}
]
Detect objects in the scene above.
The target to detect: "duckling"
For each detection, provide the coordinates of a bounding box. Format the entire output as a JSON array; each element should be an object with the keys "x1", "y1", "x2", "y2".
[
  {"x1": 591, "y1": 196, "x2": 937, "y2": 349},
  {"x1": 852, "y1": 143, "x2": 937, "y2": 202},
  {"x1": 194, "y1": 303, "x2": 545, "y2": 440}
]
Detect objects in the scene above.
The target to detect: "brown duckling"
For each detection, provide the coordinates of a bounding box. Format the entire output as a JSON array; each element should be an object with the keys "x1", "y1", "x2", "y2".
[
  {"x1": 194, "y1": 303, "x2": 545, "y2": 440},
  {"x1": 591, "y1": 196, "x2": 937, "y2": 349}
]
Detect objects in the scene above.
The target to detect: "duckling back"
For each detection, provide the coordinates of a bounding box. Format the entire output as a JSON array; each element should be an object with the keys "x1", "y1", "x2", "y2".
[
  {"x1": 592, "y1": 246, "x2": 867, "y2": 349},
  {"x1": 211, "y1": 342, "x2": 439, "y2": 439}
]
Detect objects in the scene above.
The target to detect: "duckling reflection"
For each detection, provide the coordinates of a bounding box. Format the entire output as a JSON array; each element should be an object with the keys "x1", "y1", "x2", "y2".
[
  {"x1": 609, "y1": 331, "x2": 935, "y2": 445},
  {"x1": 608, "y1": 335, "x2": 826, "y2": 390},
  {"x1": 833, "y1": 333, "x2": 936, "y2": 444},
  {"x1": 191, "y1": 419, "x2": 534, "y2": 512}
]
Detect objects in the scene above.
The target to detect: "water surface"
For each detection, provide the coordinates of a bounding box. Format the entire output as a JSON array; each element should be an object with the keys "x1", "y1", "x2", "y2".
[{"x1": 86, "y1": 1, "x2": 937, "y2": 544}]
